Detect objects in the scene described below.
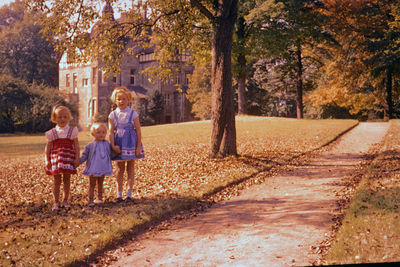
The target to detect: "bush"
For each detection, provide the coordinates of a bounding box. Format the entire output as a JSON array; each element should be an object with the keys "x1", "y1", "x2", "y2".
[
  {"x1": 23, "y1": 84, "x2": 75, "y2": 132},
  {"x1": 0, "y1": 74, "x2": 74, "y2": 133}
]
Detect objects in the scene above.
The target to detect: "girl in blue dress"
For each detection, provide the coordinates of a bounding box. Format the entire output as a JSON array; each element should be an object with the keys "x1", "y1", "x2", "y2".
[
  {"x1": 80, "y1": 123, "x2": 113, "y2": 206},
  {"x1": 108, "y1": 86, "x2": 145, "y2": 203}
]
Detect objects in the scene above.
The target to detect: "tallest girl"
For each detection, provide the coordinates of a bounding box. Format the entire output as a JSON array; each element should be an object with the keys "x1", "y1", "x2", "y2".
[{"x1": 109, "y1": 86, "x2": 145, "y2": 203}]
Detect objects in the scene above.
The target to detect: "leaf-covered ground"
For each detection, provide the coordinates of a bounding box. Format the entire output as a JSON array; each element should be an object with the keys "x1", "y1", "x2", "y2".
[
  {"x1": 325, "y1": 120, "x2": 400, "y2": 264},
  {"x1": 0, "y1": 116, "x2": 357, "y2": 266}
]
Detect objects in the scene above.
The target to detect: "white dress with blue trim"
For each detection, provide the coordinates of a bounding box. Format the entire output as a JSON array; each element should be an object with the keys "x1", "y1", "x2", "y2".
[{"x1": 109, "y1": 107, "x2": 145, "y2": 161}]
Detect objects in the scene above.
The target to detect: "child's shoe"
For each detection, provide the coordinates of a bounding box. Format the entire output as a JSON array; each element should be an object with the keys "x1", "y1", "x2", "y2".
[
  {"x1": 88, "y1": 201, "x2": 95, "y2": 207},
  {"x1": 94, "y1": 199, "x2": 104, "y2": 204},
  {"x1": 124, "y1": 197, "x2": 134, "y2": 203},
  {"x1": 52, "y1": 202, "x2": 60, "y2": 211},
  {"x1": 62, "y1": 201, "x2": 71, "y2": 209},
  {"x1": 114, "y1": 197, "x2": 123, "y2": 203}
]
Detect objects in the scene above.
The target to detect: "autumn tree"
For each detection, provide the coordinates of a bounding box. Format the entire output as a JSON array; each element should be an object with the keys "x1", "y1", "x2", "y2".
[
  {"x1": 307, "y1": 0, "x2": 397, "y2": 119},
  {"x1": 186, "y1": 60, "x2": 212, "y2": 120},
  {"x1": 27, "y1": 0, "x2": 238, "y2": 157},
  {"x1": 361, "y1": 0, "x2": 400, "y2": 119},
  {"x1": 0, "y1": 1, "x2": 58, "y2": 87},
  {"x1": 231, "y1": 0, "x2": 258, "y2": 114},
  {"x1": 247, "y1": 0, "x2": 328, "y2": 119}
]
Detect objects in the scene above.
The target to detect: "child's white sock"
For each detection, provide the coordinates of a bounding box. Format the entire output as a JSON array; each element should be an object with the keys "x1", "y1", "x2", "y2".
[
  {"x1": 117, "y1": 191, "x2": 122, "y2": 198},
  {"x1": 127, "y1": 189, "x2": 132, "y2": 198}
]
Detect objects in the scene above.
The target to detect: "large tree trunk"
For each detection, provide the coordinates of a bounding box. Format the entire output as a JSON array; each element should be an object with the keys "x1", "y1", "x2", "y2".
[
  {"x1": 237, "y1": 74, "x2": 246, "y2": 114},
  {"x1": 385, "y1": 67, "x2": 393, "y2": 120},
  {"x1": 236, "y1": 16, "x2": 247, "y2": 114},
  {"x1": 210, "y1": 1, "x2": 238, "y2": 158},
  {"x1": 295, "y1": 45, "x2": 304, "y2": 119}
]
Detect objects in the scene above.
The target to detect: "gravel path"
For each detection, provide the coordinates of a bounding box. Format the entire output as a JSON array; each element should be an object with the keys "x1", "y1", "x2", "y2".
[{"x1": 107, "y1": 122, "x2": 389, "y2": 267}]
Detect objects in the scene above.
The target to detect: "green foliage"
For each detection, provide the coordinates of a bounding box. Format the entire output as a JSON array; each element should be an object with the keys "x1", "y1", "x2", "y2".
[
  {"x1": 0, "y1": 74, "x2": 73, "y2": 133},
  {"x1": 24, "y1": 84, "x2": 74, "y2": 132},
  {"x1": 147, "y1": 89, "x2": 164, "y2": 124},
  {"x1": 304, "y1": 103, "x2": 353, "y2": 120},
  {"x1": 362, "y1": 1, "x2": 400, "y2": 77},
  {"x1": 246, "y1": 0, "x2": 329, "y2": 118},
  {"x1": 0, "y1": 2, "x2": 58, "y2": 87},
  {"x1": 132, "y1": 98, "x2": 154, "y2": 126},
  {"x1": 0, "y1": 75, "x2": 30, "y2": 132},
  {"x1": 247, "y1": 0, "x2": 328, "y2": 57},
  {"x1": 186, "y1": 62, "x2": 211, "y2": 120},
  {"x1": 95, "y1": 98, "x2": 113, "y2": 123},
  {"x1": 245, "y1": 77, "x2": 269, "y2": 116},
  {"x1": 0, "y1": 0, "x2": 24, "y2": 27},
  {"x1": 250, "y1": 58, "x2": 318, "y2": 117}
]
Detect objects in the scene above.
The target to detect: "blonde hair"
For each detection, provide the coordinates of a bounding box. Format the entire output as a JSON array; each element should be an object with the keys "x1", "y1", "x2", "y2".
[
  {"x1": 51, "y1": 105, "x2": 73, "y2": 123},
  {"x1": 90, "y1": 122, "x2": 107, "y2": 137},
  {"x1": 110, "y1": 86, "x2": 132, "y2": 103}
]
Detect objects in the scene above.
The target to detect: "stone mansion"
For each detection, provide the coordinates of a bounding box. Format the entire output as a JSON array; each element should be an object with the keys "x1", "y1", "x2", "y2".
[{"x1": 58, "y1": 1, "x2": 193, "y2": 128}]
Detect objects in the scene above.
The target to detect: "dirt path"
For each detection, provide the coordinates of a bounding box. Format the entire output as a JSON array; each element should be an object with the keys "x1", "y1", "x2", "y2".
[{"x1": 106, "y1": 122, "x2": 389, "y2": 267}]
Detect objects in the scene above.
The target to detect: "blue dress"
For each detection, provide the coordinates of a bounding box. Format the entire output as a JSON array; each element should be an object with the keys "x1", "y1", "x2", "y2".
[
  {"x1": 110, "y1": 108, "x2": 145, "y2": 161},
  {"x1": 80, "y1": 140, "x2": 113, "y2": 176}
]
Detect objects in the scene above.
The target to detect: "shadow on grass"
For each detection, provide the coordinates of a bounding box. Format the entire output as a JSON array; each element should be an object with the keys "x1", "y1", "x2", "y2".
[{"x1": 351, "y1": 186, "x2": 400, "y2": 216}]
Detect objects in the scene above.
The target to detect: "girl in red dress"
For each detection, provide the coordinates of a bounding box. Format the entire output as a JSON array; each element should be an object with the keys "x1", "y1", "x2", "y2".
[{"x1": 45, "y1": 106, "x2": 80, "y2": 211}]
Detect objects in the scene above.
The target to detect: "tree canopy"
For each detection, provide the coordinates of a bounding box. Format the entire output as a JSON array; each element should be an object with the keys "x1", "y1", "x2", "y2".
[
  {"x1": 0, "y1": 0, "x2": 58, "y2": 87},
  {"x1": 27, "y1": 0, "x2": 238, "y2": 157}
]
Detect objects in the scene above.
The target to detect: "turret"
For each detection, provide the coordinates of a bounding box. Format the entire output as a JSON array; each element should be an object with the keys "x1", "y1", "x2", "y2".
[{"x1": 102, "y1": 0, "x2": 115, "y2": 20}]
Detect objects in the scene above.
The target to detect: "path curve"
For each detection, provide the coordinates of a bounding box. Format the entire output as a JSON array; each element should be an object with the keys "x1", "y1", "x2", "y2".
[{"x1": 108, "y1": 122, "x2": 389, "y2": 267}]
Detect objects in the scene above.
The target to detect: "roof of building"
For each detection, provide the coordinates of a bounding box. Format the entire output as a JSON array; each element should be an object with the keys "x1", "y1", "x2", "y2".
[{"x1": 127, "y1": 85, "x2": 147, "y2": 98}]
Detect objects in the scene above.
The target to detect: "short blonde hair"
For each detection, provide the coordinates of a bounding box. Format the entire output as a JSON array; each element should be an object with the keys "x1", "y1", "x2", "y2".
[
  {"x1": 51, "y1": 105, "x2": 73, "y2": 123},
  {"x1": 110, "y1": 86, "x2": 132, "y2": 103},
  {"x1": 90, "y1": 122, "x2": 107, "y2": 137}
]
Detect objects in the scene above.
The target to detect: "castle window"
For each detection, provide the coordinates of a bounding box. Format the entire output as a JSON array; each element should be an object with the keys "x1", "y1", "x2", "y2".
[
  {"x1": 130, "y1": 69, "x2": 135, "y2": 85},
  {"x1": 82, "y1": 78, "x2": 88, "y2": 87},
  {"x1": 66, "y1": 74, "x2": 70, "y2": 87},
  {"x1": 184, "y1": 72, "x2": 190, "y2": 85},
  {"x1": 103, "y1": 71, "x2": 106, "y2": 83},
  {"x1": 92, "y1": 68, "x2": 96, "y2": 84},
  {"x1": 165, "y1": 93, "x2": 171, "y2": 106},
  {"x1": 175, "y1": 73, "x2": 181, "y2": 84},
  {"x1": 139, "y1": 53, "x2": 154, "y2": 62},
  {"x1": 180, "y1": 50, "x2": 192, "y2": 62},
  {"x1": 73, "y1": 73, "x2": 77, "y2": 93},
  {"x1": 88, "y1": 98, "x2": 97, "y2": 118}
]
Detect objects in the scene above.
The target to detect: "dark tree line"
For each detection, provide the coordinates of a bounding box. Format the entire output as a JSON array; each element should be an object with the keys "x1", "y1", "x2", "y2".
[{"x1": 0, "y1": 1, "x2": 66, "y2": 133}]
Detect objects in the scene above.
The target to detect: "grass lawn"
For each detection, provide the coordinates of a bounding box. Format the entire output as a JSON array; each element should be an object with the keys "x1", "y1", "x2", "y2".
[
  {"x1": 325, "y1": 119, "x2": 400, "y2": 264},
  {"x1": 0, "y1": 116, "x2": 358, "y2": 266}
]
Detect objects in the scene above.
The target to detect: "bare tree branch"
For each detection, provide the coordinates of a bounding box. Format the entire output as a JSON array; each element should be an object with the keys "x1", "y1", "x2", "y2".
[{"x1": 190, "y1": 0, "x2": 215, "y2": 21}]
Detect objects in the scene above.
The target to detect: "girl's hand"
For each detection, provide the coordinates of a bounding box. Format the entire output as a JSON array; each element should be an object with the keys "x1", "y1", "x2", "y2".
[
  {"x1": 113, "y1": 145, "x2": 121, "y2": 154},
  {"x1": 136, "y1": 146, "x2": 141, "y2": 156},
  {"x1": 74, "y1": 158, "x2": 80, "y2": 168}
]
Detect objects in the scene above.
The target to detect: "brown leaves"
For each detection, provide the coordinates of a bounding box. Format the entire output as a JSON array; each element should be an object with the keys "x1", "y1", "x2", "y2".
[{"x1": 0, "y1": 117, "x2": 358, "y2": 265}]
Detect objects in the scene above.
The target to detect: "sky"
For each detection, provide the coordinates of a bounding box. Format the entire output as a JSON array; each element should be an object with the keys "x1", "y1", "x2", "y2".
[
  {"x1": 0, "y1": 0, "x2": 15, "y2": 8},
  {"x1": 0, "y1": 0, "x2": 135, "y2": 17}
]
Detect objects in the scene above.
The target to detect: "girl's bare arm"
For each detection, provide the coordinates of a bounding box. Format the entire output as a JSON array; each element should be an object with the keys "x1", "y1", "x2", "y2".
[
  {"x1": 45, "y1": 141, "x2": 52, "y2": 169},
  {"x1": 134, "y1": 117, "x2": 142, "y2": 156},
  {"x1": 109, "y1": 118, "x2": 121, "y2": 153},
  {"x1": 73, "y1": 138, "x2": 80, "y2": 167}
]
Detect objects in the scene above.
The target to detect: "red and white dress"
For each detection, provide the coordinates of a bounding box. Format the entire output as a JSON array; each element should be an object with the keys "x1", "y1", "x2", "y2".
[{"x1": 45, "y1": 125, "x2": 78, "y2": 175}]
